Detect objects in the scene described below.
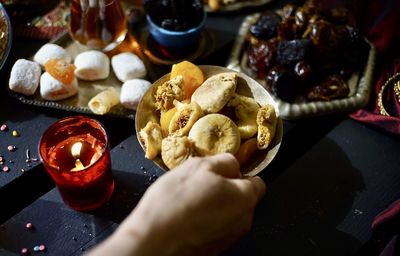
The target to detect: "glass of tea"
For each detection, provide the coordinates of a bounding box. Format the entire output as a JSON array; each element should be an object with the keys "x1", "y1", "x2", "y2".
[
  {"x1": 68, "y1": 0, "x2": 128, "y2": 52},
  {"x1": 39, "y1": 116, "x2": 114, "y2": 212}
]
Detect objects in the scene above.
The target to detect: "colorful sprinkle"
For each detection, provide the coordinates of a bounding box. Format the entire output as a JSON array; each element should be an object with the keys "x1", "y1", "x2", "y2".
[
  {"x1": 21, "y1": 248, "x2": 29, "y2": 254},
  {"x1": 33, "y1": 246, "x2": 40, "y2": 252},
  {"x1": 2, "y1": 166, "x2": 9, "y2": 172},
  {"x1": 39, "y1": 245, "x2": 46, "y2": 252},
  {"x1": 0, "y1": 124, "x2": 8, "y2": 131},
  {"x1": 0, "y1": 156, "x2": 4, "y2": 162},
  {"x1": 7, "y1": 145, "x2": 16, "y2": 151},
  {"x1": 12, "y1": 130, "x2": 20, "y2": 137},
  {"x1": 21, "y1": 169, "x2": 25, "y2": 173},
  {"x1": 26, "y1": 223, "x2": 33, "y2": 229}
]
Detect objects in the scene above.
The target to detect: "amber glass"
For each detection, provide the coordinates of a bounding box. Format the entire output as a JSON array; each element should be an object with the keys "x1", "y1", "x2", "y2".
[
  {"x1": 68, "y1": 0, "x2": 127, "y2": 51},
  {"x1": 39, "y1": 116, "x2": 114, "y2": 211}
]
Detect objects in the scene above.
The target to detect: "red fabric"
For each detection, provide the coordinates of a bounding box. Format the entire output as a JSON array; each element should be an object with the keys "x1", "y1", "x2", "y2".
[
  {"x1": 349, "y1": 0, "x2": 400, "y2": 135},
  {"x1": 372, "y1": 199, "x2": 400, "y2": 231}
]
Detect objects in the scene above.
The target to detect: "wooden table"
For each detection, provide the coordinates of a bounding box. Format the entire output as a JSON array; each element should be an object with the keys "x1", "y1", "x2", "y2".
[{"x1": 1, "y1": 1, "x2": 399, "y2": 255}]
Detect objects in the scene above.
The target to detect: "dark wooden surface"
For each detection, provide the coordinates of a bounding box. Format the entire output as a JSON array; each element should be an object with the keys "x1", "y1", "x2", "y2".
[{"x1": 1, "y1": 1, "x2": 400, "y2": 255}]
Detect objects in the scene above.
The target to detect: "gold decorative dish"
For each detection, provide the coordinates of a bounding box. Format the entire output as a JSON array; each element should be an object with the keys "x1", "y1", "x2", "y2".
[
  {"x1": 227, "y1": 13, "x2": 376, "y2": 120},
  {"x1": 135, "y1": 65, "x2": 283, "y2": 177},
  {"x1": 0, "y1": 3, "x2": 12, "y2": 70}
]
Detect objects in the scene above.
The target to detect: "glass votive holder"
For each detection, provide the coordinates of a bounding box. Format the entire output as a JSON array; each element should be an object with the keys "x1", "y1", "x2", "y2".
[{"x1": 39, "y1": 116, "x2": 114, "y2": 212}]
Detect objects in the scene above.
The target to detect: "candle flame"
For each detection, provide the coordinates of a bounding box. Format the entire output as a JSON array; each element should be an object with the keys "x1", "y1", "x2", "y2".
[
  {"x1": 71, "y1": 142, "x2": 82, "y2": 158},
  {"x1": 71, "y1": 142, "x2": 85, "y2": 172}
]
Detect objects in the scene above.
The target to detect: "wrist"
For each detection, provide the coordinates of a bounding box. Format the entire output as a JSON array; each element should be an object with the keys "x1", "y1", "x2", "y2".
[{"x1": 116, "y1": 210, "x2": 184, "y2": 256}]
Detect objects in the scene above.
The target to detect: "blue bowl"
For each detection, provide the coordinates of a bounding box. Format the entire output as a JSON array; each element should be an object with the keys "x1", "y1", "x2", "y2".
[{"x1": 146, "y1": 12, "x2": 206, "y2": 49}]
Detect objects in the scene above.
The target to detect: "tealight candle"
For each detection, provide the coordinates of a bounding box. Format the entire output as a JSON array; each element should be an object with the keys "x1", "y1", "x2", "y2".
[{"x1": 39, "y1": 116, "x2": 114, "y2": 211}]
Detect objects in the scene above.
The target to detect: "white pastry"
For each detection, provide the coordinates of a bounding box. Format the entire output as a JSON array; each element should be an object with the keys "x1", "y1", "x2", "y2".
[
  {"x1": 33, "y1": 43, "x2": 72, "y2": 67},
  {"x1": 111, "y1": 52, "x2": 147, "y2": 82},
  {"x1": 9, "y1": 59, "x2": 41, "y2": 96},
  {"x1": 40, "y1": 72, "x2": 78, "y2": 101},
  {"x1": 74, "y1": 50, "x2": 110, "y2": 81},
  {"x1": 88, "y1": 87, "x2": 120, "y2": 115},
  {"x1": 120, "y1": 79, "x2": 151, "y2": 110}
]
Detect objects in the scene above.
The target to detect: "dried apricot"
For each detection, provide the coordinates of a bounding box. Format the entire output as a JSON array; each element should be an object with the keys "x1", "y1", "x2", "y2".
[
  {"x1": 160, "y1": 107, "x2": 177, "y2": 136},
  {"x1": 45, "y1": 58, "x2": 76, "y2": 84},
  {"x1": 234, "y1": 138, "x2": 258, "y2": 165},
  {"x1": 170, "y1": 60, "x2": 204, "y2": 99}
]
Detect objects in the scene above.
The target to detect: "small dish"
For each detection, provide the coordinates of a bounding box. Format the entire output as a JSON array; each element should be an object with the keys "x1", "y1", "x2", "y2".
[
  {"x1": 146, "y1": 11, "x2": 206, "y2": 49},
  {"x1": 204, "y1": 0, "x2": 272, "y2": 12},
  {"x1": 135, "y1": 65, "x2": 283, "y2": 177},
  {"x1": 0, "y1": 3, "x2": 12, "y2": 70},
  {"x1": 140, "y1": 29, "x2": 214, "y2": 65}
]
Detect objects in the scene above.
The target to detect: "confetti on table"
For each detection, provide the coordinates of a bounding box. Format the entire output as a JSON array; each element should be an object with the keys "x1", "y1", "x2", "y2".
[
  {"x1": 2, "y1": 166, "x2": 9, "y2": 172},
  {"x1": 25, "y1": 222, "x2": 34, "y2": 230},
  {"x1": 39, "y1": 245, "x2": 46, "y2": 252},
  {"x1": 7, "y1": 145, "x2": 16, "y2": 152},
  {"x1": 21, "y1": 248, "x2": 29, "y2": 255},
  {"x1": 0, "y1": 124, "x2": 8, "y2": 131},
  {"x1": 12, "y1": 130, "x2": 20, "y2": 137}
]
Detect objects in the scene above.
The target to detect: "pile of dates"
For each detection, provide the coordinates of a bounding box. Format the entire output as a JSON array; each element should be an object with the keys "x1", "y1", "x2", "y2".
[
  {"x1": 144, "y1": 0, "x2": 204, "y2": 31},
  {"x1": 246, "y1": 0, "x2": 370, "y2": 103}
]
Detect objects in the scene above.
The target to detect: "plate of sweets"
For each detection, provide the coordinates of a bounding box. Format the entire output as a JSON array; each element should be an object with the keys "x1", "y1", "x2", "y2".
[
  {"x1": 203, "y1": 0, "x2": 273, "y2": 12},
  {"x1": 7, "y1": 33, "x2": 153, "y2": 119},
  {"x1": 135, "y1": 61, "x2": 283, "y2": 176},
  {"x1": 227, "y1": 0, "x2": 376, "y2": 119}
]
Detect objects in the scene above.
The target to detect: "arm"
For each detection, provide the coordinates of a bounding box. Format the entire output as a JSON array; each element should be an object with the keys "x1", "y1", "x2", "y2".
[{"x1": 88, "y1": 153, "x2": 266, "y2": 256}]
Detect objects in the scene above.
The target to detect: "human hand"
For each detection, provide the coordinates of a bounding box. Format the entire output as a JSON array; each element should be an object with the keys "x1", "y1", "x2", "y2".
[{"x1": 89, "y1": 153, "x2": 266, "y2": 256}]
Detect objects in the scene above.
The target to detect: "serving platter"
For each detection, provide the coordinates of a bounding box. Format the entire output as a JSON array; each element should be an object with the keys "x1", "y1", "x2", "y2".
[
  {"x1": 204, "y1": 0, "x2": 272, "y2": 12},
  {"x1": 227, "y1": 13, "x2": 376, "y2": 120},
  {"x1": 0, "y1": 3, "x2": 12, "y2": 70},
  {"x1": 7, "y1": 32, "x2": 150, "y2": 120},
  {"x1": 135, "y1": 65, "x2": 283, "y2": 177}
]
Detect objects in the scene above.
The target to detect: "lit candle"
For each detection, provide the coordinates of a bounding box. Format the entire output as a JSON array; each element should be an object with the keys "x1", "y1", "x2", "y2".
[
  {"x1": 71, "y1": 142, "x2": 85, "y2": 172},
  {"x1": 39, "y1": 116, "x2": 114, "y2": 212}
]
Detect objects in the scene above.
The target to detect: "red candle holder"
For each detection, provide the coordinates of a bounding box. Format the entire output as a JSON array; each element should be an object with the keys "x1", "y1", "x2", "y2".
[{"x1": 39, "y1": 116, "x2": 114, "y2": 211}]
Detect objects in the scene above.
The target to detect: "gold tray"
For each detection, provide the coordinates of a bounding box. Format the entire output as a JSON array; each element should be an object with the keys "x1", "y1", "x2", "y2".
[
  {"x1": 227, "y1": 13, "x2": 376, "y2": 120},
  {"x1": 204, "y1": 0, "x2": 272, "y2": 12},
  {"x1": 135, "y1": 65, "x2": 283, "y2": 177},
  {"x1": 8, "y1": 32, "x2": 147, "y2": 119}
]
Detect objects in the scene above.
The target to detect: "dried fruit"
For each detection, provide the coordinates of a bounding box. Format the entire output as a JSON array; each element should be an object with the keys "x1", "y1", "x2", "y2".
[
  {"x1": 160, "y1": 107, "x2": 177, "y2": 136},
  {"x1": 170, "y1": 60, "x2": 204, "y2": 99},
  {"x1": 249, "y1": 11, "x2": 281, "y2": 40},
  {"x1": 44, "y1": 58, "x2": 76, "y2": 84},
  {"x1": 307, "y1": 75, "x2": 349, "y2": 101},
  {"x1": 234, "y1": 138, "x2": 258, "y2": 165},
  {"x1": 247, "y1": 39, "x2": 278, "y2": 79},
  {"x1": 276, "y1": 39, "x2": 313, "y2": 67},
  {"x1": 266, "y1": 66, "x2": 300, "y2": 103}
]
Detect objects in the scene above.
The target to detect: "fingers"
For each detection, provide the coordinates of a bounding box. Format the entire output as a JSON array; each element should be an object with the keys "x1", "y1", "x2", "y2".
[
  {"x1": 248, "y1": 176, "x2": 267, "y2": 201},
  {"x1": 205, "y1": 153, "x2": 241, "y2": 179},
  {"x1": 229, "y1": 176, "x2": 266, "y2": 204}
]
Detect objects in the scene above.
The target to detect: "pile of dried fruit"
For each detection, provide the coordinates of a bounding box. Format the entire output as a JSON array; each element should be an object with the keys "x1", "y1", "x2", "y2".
[
  {"x1": 139, "y1": 61, "x2": 277, "y2": 170},
  {"x1": 246, "y1": 0, "x2": 370, "y2": 102}
]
